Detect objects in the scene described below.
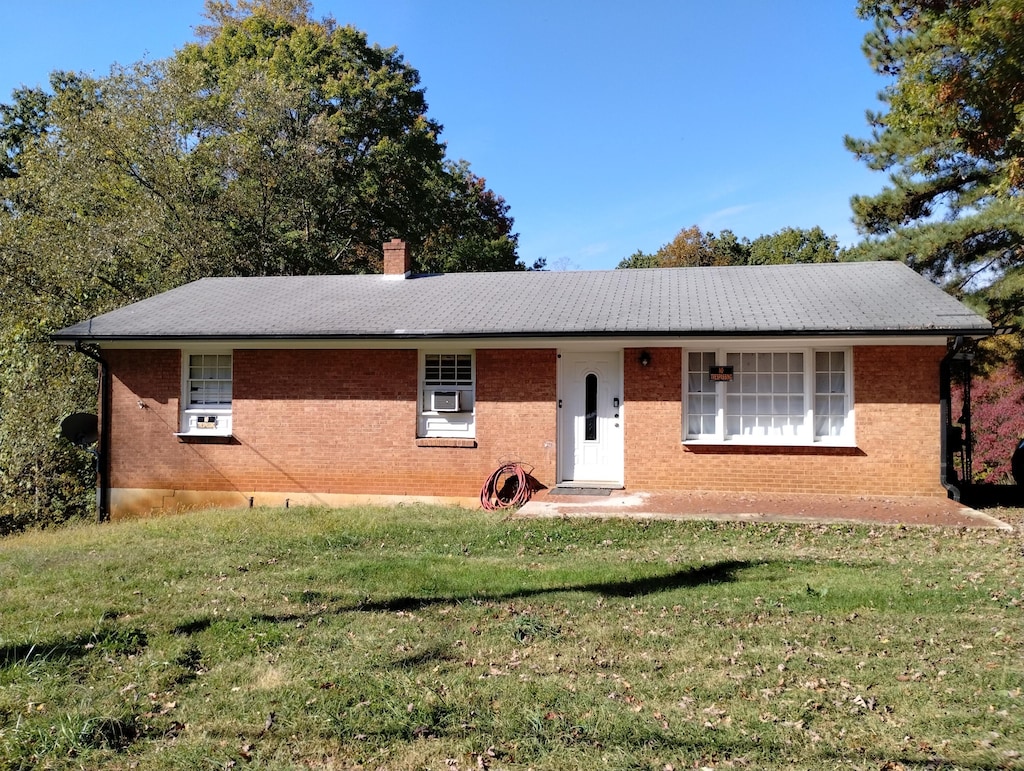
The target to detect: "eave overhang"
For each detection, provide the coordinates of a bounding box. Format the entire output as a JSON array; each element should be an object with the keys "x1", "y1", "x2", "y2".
[{"x1": 50, "y1": 327, "x2": 991, "y2": 351}]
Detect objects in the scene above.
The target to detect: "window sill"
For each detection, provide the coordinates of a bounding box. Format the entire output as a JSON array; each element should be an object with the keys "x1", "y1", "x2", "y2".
[
  {"x1": 175, "y1": 432, "x2": 236, "y2": 444},
  {"x1": 683, "y1": 438, "x2": 857, "y2": 449},
  {"x1": 416, "y1": 438, "x2": 477, "y2": 448}
]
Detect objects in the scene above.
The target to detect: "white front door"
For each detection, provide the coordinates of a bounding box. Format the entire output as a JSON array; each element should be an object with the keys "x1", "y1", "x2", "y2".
[{"x1": 558, "y1": 351, "x2": 624, "y2": 486}]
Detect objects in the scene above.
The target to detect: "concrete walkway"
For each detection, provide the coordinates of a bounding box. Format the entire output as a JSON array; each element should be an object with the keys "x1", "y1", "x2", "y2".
[{"x1": 516, "y1": 489, "x2": 1014, "y2": 530}]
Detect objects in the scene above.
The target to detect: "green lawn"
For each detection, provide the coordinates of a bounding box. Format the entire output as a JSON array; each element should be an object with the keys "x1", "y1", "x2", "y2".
[{"x1": 1, "y1": 505, "x2": 1021, "y2": 770}]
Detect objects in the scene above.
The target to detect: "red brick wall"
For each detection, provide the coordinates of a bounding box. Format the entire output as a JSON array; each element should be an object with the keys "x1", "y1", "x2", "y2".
[
  {"x1": 105, "y1": 343, "x2": 947, "y2": 515},
  {"x1": 853, "y1": 345, "x2": 945, "y2": 495},
  {"x1": 623, "y1": 345, "x2": 947, "y2": 496},
  {"x1": 475, "y1": 348, "x2": 558, "y2": 485},
  {"x1": 108, "y1": 349, "x2": 191, "y2": 491},
  {"x1": 106, "y1": 347, "x2": 557, "y2": 512}
]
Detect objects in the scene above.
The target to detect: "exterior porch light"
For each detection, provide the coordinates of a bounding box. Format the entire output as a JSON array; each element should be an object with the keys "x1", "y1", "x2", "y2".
[{"x1": 639, "y1": 350, "x2": 652, "y2": 367}]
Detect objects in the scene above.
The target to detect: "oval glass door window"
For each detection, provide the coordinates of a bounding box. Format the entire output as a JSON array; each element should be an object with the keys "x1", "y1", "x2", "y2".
[{"x1": 585, "y1": 373, "x2": 598, "y2": 441}]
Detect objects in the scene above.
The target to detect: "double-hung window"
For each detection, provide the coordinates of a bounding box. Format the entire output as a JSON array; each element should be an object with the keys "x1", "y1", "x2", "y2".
[
  {"x1": 179, "y1": 352, "x2": 233, "y2": 436},
  {"x1": 419, "y1": 352, "x2": 475, "y2": 438},
  {"x1": 684, "y1": 347, "x2": 853, "y2": 445}
]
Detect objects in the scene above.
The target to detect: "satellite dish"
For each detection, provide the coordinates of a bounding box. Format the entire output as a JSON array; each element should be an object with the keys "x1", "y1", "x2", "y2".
[{"x1": 60, "y1": 412, "x2": 99, "y2": 449}]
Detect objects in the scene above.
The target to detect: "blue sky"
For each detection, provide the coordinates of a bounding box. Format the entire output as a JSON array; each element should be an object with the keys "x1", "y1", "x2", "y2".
[{"x1": 1, "y1": 1, "x2": 889, "y2": 270}]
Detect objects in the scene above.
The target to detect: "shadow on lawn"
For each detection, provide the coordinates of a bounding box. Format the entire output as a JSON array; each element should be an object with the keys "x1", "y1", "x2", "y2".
[
  {"x1": 0, "y1": 624, "x2": 148, "y2": 668},
  {"x1": 348, "y1": 559, "x2": 756, "y2": 614},
  {"x1": 166, "y1": 561, "x2": 760, "y2": 634}
]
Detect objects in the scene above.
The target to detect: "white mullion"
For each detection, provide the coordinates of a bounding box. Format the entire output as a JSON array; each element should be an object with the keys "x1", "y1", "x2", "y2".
[
  {"x1": 804, "y1": 348, "x2": 815, "y2": 442},
  {"x1": 845, "y1": 348, "x2": 855, "y2": 442},
  {"x1": 715, "y1": 347, "x2": 726, "y2": 441}
]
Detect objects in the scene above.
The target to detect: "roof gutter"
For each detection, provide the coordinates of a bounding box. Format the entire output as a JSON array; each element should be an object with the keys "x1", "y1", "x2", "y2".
[{"x1": 72, "y1": 342, "x2": 110, "y2": 523}]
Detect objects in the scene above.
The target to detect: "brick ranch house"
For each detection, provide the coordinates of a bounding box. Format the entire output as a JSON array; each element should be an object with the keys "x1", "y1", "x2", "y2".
[{"x1": 53, "y1": 240, "x2": 991, "y2": 519}]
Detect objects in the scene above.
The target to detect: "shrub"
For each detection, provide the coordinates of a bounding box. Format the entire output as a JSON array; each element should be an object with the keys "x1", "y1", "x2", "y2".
[{"x1": 953, "y1": 363, "x2": 1024, "y2": 483}]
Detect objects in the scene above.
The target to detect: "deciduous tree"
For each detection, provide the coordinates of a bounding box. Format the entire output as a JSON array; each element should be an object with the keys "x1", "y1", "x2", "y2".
[
  {"x1": 419, "y1": 161, "x2": 520, "y2": 273},
  {"x1": 616, "y1": 226, "x2": 841, "y2": 268},
  {"x1": 173, "y1": 2, "x2": 521, "y2": 274},
  {"x1": 0, "y1": 0, "x2": 521, "y2": 527},
  {"x1": 616, "y1": 226, "x2": 750, "y2": 269},
  {"x1": 747, "y1": 226, "x2": 840, "y2": 265},
  {"x1": 953, "y1": 362, "x2": 1024, "y2": 483},
  {"x1": 0, "y1": 86, "x2": 50, "y2": 179}
]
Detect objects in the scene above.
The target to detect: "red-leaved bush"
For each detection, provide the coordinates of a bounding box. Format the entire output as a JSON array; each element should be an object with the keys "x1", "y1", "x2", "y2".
[{"x1": 953, "y1": 363, "x2": 1024, "y2": 483}]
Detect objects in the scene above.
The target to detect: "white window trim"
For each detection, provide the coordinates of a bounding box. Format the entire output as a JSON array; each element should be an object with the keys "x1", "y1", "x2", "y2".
[
  {"x1": 177, "y1": 350, "x2": 233, "y2": 437},
  {"x1": 418, "y1": 350, "x2": 476, "y2": 439},
  {"x1": 682, "y1": 346, "x2": 855, "y2": 447}
]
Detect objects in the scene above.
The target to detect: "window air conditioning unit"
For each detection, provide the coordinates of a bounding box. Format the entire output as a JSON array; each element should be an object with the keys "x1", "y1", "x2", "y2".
[{"x1": 431, "y1": 390, "x2": 461, "y2": 412}]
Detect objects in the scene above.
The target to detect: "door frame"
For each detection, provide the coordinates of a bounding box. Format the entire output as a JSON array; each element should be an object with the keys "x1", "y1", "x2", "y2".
[{"x1": 556, "y1": 349, "x2": 625, "y2": 487}]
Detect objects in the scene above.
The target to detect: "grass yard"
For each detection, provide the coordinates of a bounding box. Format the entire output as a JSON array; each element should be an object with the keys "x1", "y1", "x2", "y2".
[{"x1": 0, "y1": 505, "x2": 1021, "y2": 770}]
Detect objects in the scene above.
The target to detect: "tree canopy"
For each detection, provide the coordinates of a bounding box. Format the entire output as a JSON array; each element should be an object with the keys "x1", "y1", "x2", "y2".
[
  {"x1": 616, "y1": 225, "x2": 841, "y2": 269},
  {"x1": 0, "y1": 0, "x2": 522, "y2": 529},
  {"x1": 846, "y1": 0, "x2": 1024, "y2": 326}
]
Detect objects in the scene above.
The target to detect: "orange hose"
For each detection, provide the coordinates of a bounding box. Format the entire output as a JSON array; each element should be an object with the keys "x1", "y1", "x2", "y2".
[{"x1": 480, "y1": 462, "x2": 532, "y2": 510}]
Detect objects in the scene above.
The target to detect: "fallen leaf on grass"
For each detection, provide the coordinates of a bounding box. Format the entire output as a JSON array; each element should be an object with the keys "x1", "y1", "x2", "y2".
[
  {"x1": 165, "y1": 721, "x2": 185, "y2": 738},
  {"x1": 851, "y1": 694, "x2": 877, "y2": 712},
  {"x1": 896, "y1": 671, "x2": 923, "y2": 682}
]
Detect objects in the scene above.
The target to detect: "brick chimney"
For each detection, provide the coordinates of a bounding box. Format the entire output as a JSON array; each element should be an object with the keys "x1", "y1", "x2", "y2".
[{"x1": 383, "y1": 238, "x2": 411, "y2": 278}]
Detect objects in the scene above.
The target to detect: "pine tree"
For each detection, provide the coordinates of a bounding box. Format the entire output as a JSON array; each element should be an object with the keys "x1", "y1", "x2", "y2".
[{"x1": 846, "y1": 0, "x2": 1024, "y2": 325}]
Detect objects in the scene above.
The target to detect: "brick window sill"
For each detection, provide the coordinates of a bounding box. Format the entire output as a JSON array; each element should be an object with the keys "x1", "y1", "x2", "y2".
[
  {"x1": 416, "y1": 438, "x2": 477, "y2": 448},
  {"x1": 175, "y1": 433, "x2": 237, "y2": 445}
]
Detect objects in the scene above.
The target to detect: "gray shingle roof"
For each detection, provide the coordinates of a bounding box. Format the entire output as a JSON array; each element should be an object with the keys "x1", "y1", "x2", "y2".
[{"x1": 52, "y1": 261, "x2": 992, "y2": 342}]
